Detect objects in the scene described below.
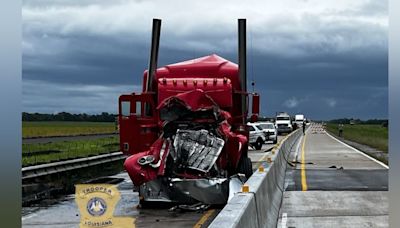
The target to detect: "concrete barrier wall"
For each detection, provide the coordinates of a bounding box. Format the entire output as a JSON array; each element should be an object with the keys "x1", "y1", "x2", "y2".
[{"x1": 210, "y1": 130, "x2": 302, "y2": 228}]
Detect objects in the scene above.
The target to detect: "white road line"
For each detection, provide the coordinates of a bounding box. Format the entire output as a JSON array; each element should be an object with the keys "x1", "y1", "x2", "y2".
[
  {"x1": 292, "y1": 134, "x2": 303, "y2": 163},
  {"x1": 21, "y1": 213, "x2": 37, "y2": 221},
  {"x1": 292, "y1": 128, "x2": 310, "y2": 163},
  {"x1": 281, "y1": 213, "x2": 287, "y2": 228},
  {"x1": 325, "y1": 132, "x2": 389, "y2": 169}
]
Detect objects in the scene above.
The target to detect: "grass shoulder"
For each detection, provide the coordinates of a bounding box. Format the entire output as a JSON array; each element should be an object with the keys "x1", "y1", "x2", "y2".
[
  {"x1": 326, "y1": 123, "x2": 388, "y2": 153},
  {"x1": 23, "y1": 121, "x2": 117, "y2": 138},
  {"x1": 22, "y1": 136, "x2": 119, "y2": 167}
]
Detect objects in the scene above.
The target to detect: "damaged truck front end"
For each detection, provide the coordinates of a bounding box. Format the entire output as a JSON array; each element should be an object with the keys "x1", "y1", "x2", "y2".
[
  {"x1": 123, "y1": 90, "x2": 249, "y2": 205},
  {"x1": 118, "y1": 18, "x2": 259, "y2": 206}
]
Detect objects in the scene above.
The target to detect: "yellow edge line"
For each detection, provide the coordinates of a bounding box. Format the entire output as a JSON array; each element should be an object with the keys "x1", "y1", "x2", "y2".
[
  {"x1": 300, "y1": 134, "x2": 308, "y2": 191},
  {"x1": 193, "y1": 209, "x2": 215, "y2": 228}
]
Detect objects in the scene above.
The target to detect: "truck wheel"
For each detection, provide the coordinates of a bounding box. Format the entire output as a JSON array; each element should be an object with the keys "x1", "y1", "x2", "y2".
[
  {"x1": 237, "y1": 155, "x2": 253, "y2": 179},
  {"x1": 254, "y1": 138, "x2": 263, "y2": 150},
  {"x1": 139, "y1": 199, "x2": 151, "y2": 209},
  {"x1": 273, "y1": 138, "x2": 277, "y2": 144}
]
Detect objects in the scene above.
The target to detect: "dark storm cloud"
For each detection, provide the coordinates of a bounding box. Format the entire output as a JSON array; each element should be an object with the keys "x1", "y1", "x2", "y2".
[
  {"x1": 22, "y1": 32, "x2": 149, "y2": 85},
  {"x1": 247, "y1": 50, "x2": 387, "y2": 119},
  {"x1": 22, "y1": 0, "x2": 388, "y2": 119},
  {"x1": 22, "y1": 79, "x2": 140, "y2": 114}
]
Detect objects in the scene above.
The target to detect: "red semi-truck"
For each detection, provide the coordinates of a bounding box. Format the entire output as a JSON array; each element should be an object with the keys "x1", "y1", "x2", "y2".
[{"x1": 118, "y1": 19, "x2": 260, "y2": 205}]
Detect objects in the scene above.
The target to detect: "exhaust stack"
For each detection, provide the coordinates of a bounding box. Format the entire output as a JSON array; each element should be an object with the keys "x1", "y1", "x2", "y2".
[
  {"x1": 146, "y1": 19, "x2": 162, "y2": 92},
  {"x1": 238, "y1": 19, "x2": 247, "y2": 123}
]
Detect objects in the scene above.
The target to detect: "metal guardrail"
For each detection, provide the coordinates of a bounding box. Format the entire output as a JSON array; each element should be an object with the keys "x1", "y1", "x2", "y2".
[{"x1": 22, "y1": 152, "x2": 126, "y2": 180}]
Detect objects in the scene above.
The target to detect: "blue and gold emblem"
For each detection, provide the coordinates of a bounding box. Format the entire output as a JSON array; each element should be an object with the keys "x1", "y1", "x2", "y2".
[
  {"x1": 87, "y1": 197, "x2": 107, "y2": 217},
  {"x1": 75, "y1": 184, "x2": 134, "y2": 227}
]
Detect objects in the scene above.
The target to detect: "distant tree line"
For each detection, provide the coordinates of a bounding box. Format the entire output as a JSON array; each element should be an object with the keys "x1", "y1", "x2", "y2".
[
  {"x1": 22, "y1": 112, "x2": 117, "y2": 122},
  {"x1": 329, "y1": 118, "x2": 388, "y2": 126}
]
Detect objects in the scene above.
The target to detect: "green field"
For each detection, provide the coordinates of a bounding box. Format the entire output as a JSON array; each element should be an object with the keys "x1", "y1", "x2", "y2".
[
  {"x1": 22, "y1": 136, "x2": 119, "y2": 166},
  {"x1": 326, "y1": 124, "x2": 388, "y2": 153},
  {"x1": 23, "y1": 121, "x2": 117, "y2": 138}
]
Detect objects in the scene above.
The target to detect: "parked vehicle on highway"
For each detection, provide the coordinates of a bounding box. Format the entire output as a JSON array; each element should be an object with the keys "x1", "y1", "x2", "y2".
[
  {"x1": 294, "y1": 114, "x2": 305, "y2": 127},
  {"x1": 247, "y1": 122, "x2": 266, "y2": 150},
  {"x1": 255, "y1": 122, "x2": 278, "y2": 144},
  {"x1": 275, "y1": 112, "x2": 293, "y2": 134}
]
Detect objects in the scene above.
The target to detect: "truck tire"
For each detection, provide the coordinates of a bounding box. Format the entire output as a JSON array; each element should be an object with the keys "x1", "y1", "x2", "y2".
[
  {"x1": 237, "y1": 155, "x2": 253, "y2": 179},
  {"x1": 254, "y1": 138, "x2": 263, "y2": 150},
  {"x1": 273, "y1": 138, "x2": 277, "y2": 144}
]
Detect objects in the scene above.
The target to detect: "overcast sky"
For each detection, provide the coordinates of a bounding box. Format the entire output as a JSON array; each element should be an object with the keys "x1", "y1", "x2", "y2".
[{"x1": 22, "y1": 0, "x2": 388, "y2": 120}]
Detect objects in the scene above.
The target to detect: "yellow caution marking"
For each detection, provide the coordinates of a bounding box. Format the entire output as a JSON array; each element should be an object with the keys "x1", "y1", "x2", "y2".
[
  {"x1": 241, "y1": 184, "x2": 250, "y2": 192},
  {"x1": 300, "y1": 134, "x2": 308, "y2": 191},
  {"x1": 193, "y1": 209, "x2": 215, "y2": 228}
]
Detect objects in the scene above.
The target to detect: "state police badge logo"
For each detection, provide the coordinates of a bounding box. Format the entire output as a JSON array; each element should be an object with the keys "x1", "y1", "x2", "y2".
[
  {"x1": 75, "y1": 184, "x2": 134, "y2": 228},
  {"x1": 87, "y1": 197, "x2": 107, "y2": 217}
]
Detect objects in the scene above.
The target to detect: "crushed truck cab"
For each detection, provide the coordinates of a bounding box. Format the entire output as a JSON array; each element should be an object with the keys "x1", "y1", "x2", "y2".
[{"x1": 118, "y1": 19, "x2": 259, "y2": 205}]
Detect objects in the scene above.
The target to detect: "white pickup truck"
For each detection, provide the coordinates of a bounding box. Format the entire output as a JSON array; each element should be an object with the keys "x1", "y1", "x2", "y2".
[{"x1": 255, "y1": 122, "x2": 278, "y2": 144}]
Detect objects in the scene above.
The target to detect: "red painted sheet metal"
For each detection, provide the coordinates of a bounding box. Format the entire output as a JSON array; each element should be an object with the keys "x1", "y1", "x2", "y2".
[
  {"x1": 124, "y1": 138, "x2": 169, "y2": 186},
  {"x1": 157, "y1": 54, "x2": 237, "y2": 78},
  {"x1": 143, "y1": 54, "x2": 242, "y2": 93},
  {"x1": 118, "y1": 94, "x2": 158, "y2": 155},
  {"x1": 157, "y1": 78, "x2": 233, "y2": 108}
]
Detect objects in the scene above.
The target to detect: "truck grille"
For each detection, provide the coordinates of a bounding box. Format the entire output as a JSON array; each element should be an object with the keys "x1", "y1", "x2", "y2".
[{"x1": 172, "y1": 129, "x2": 225, "y2": 173}]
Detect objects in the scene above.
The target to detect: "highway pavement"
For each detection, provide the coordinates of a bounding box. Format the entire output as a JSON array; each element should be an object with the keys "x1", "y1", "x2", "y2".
[
  {"x1": 21, "y1": 136, "x2": 282, "y2": 228},
  {"x1": 278, "y1": 123, "x2": 388, "y2": 228},
  {"x1": 23, "y1": 125, "x2": 387, "y2": 228}
]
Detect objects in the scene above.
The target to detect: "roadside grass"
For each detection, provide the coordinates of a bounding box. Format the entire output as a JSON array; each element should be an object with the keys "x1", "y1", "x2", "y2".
[
  {"x1": 326, "y1": 124, "x2": 388, "y2": 153},
  {"x1": 22, "y1": 136, "x2": 119, "y2": 167},
  {"x1": 23, "y1": 121, "x2": 117, "y2": 138}
]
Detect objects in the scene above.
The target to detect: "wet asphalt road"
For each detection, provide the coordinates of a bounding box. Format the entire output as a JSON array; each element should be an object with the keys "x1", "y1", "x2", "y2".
[
  {"x1": 278, "y1": 123, "x2": 389, "y2": 228},
  {"x1": 22, "y1": 136, "x2": 283, "y2": 228},
  {"x1": 25, "y1": 126, "x2": 387, "y2": 228},
  {"x1": 285, "y1": 169, "x2": 388, "y2": 191}
]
